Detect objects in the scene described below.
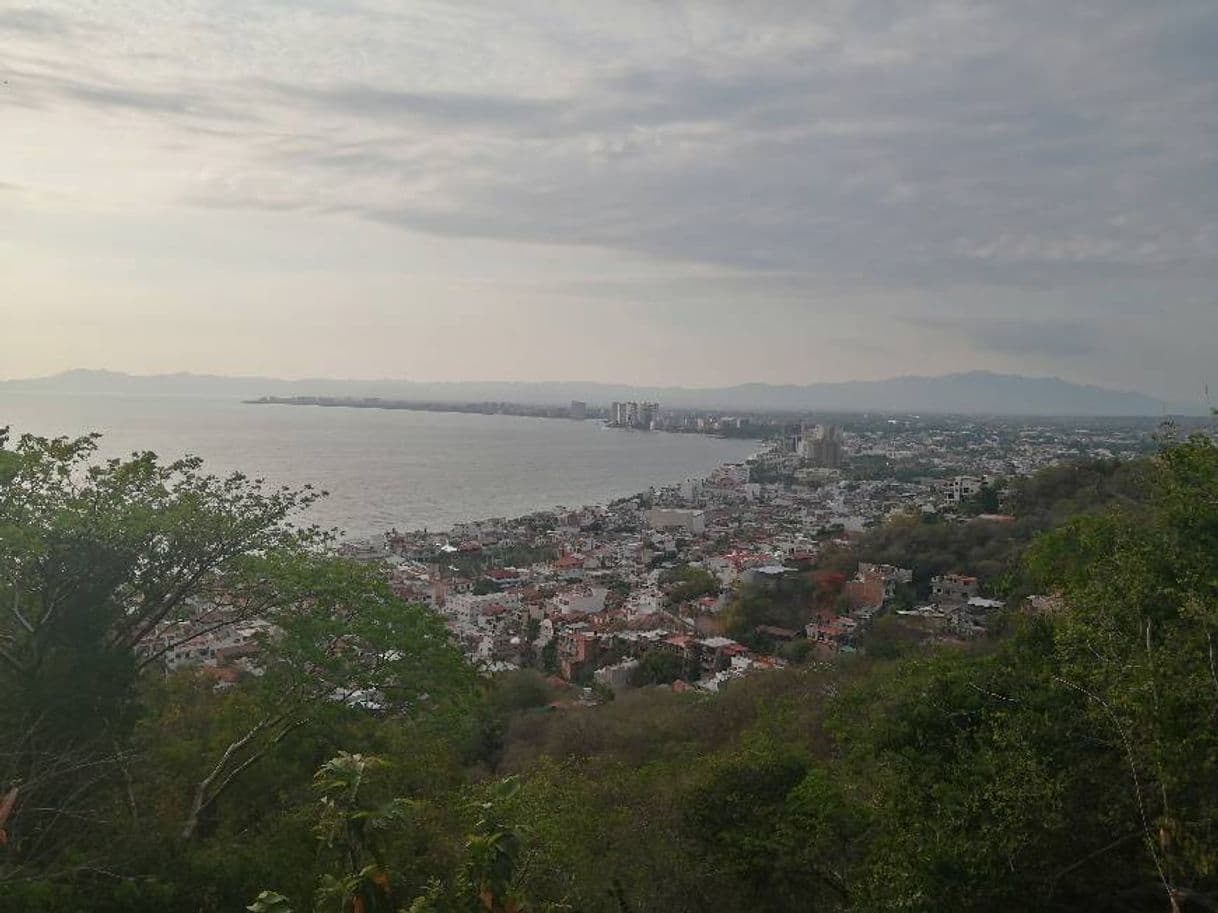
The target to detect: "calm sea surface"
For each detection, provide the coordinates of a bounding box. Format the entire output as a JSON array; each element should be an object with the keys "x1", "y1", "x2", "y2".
[{"x1": 0, "y1": 393, "x2": 757, "y2": 540}]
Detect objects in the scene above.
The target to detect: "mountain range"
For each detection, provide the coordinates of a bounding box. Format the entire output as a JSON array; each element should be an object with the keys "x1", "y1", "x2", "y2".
[{"x1": 0, "y1": 369, "x2": 1204, "y2": 416}]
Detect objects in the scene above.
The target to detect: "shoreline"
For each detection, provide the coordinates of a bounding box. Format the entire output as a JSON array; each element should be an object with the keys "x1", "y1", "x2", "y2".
[
  {"x1": 248, "y1": 394, "x2": 591, "y2": 423},
  {"x1": 350, "y1": 442, "x2": 772, "y2": 546},
  {"x1": 246, "y1": 395, "x2": 765, "y2": 441}
]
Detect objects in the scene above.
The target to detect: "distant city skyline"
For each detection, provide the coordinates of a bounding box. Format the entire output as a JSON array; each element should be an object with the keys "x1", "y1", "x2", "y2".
[
  {"x1": 4, "y1": 367, "x2": 1206, "y2": 416},
  {"x1": 4, "y1": 2, "x2": 1217, "y2": 400}
]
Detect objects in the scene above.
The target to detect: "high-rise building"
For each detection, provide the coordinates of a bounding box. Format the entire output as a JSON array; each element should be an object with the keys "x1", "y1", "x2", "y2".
[
  {"x1": 608, "y1": 400, "x2": 660, "y2": 429},
  {"x1": 639, "y1": 401, "x2": 659, "y2": 430},
  {"x1": 800, "y1": 423, "x2": 843, "y2": 468},
  {"x1": 569, "y1": 400, "x2": 587, "y2": 420}
]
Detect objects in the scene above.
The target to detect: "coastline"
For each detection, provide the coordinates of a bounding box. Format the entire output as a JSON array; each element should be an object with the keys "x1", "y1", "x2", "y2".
[
  {"x1": 353, "y1": 441, "x2": 773, "y2": 547},
  {"x1": 248, "y1": 394, "x2": 591, "y2": 423},
  {"x1": 1, "y1": 390, "x2": 762, "y2": 542},
  {"x1": 246, "y1": 395, "x2": 766, "y2": 441}
]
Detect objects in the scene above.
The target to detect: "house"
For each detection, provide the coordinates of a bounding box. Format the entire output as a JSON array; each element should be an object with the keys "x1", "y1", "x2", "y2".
[
  {"x1": 551, "y1": 585, "x2": 608, "y2": 616},
  {"x1": 805, "y1": 616, "x2": 858, "y2": 654},
  {"x1": 593, "y1": 658, "x2": 639, "y2": 693},
  {"x1": 557, "y1": 628, "x2": 598, "y2": 680},
  {"x1": 955, "y1": 596, "x2": 1005, "y2": 636},
  {"x1": 552, "y1": 553, "x2": 587, "y2": 580},
  {"x1": 857, "y1": 563, "x2": 913, "y2": 589},
  {"x1": 943, "y1": 476, "x2": 985, "y2": 503},
  {"x1": 931, "y1": 573, "x2": 979, "y2": 604},
  {"x1": 842, "y1": 562, "x2": 913, "y2": 614},
  {"x1": 697, "y1": 636, "x2": 749, "y2": 676},
  {"x1": 741, "y1": 564, "x2": 793, "y2": 585}
]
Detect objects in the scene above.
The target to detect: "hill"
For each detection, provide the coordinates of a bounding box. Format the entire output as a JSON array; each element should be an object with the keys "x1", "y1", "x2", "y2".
[{"x1": 0, "y1": 368, "x2": 1201, "y2": 416}]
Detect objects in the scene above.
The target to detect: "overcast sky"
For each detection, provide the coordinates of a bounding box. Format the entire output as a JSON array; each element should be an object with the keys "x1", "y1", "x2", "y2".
[{"x1": 3, "y1": 1, "x2": 1216, "y2": 400}]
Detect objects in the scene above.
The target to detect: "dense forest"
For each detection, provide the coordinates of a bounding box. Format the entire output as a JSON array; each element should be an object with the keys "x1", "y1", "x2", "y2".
[{"x1": 2, "y1": 427, "x2": 1217, "y2": 912}]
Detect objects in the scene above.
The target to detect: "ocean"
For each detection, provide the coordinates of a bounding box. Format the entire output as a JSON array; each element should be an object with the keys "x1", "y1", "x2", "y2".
[{"x1": 0, "y1": 393, "x2": 757, "y2": 540}]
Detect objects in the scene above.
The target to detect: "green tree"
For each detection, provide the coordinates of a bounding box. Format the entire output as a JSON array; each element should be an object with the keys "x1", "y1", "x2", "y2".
[
  {"x1": 0, "y1": 429, "x2": 316, "y2": 877},
  {"x1": 178, "y1": 551, "x2": 472, "y2": 841},
  {"x1": 1022, "y1": 434, "x2": 1218, "y2": 905},
  {"x1": 659, "y1": 565, "x2": 720, "y2": 605},
  {"x1": 472, "y1": 578, "x2": 500, "y2": 596},
  {"x1": 539, "y1": 640, "x2": 558, "y2": 676},
  {"x1": 628, "y1": 649, "x2": 684, "y2": 687},
  {"x1": 833, "y1": 436, "x2": 1218, "y2": 911},
  {"x1": 684, "y1": 735, "x2": 854, "y2": 911},
  {"x1": 0, "y1": 429, "x2": 472, "y2": 888}
]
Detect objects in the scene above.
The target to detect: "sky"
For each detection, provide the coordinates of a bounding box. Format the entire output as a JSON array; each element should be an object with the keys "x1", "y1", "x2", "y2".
[{"x1": 3, "y1": 1, "x2": 1216, "y2": 401}]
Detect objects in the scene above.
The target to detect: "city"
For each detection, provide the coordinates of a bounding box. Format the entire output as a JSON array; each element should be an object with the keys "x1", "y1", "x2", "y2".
[{"x1": 153, "y1": 410, "x2": 1197, "y2": 700}]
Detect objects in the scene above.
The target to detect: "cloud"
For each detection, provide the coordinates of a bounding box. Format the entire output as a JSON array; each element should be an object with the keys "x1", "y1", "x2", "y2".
[
  {"x1": 13, "y1": 0, "x2": 1205, "y2": 288},
  {"x1": 4, "y1": 0, "x2": 1217, "y2": 395},
  {"x1": 54, "y1": 80, "x2": 239, "y2": 118},
  {"x1": 267, "y1": 81, "x2": 565, "y2": 130},
  {"x1": 0, "y1": 8, "x2": 71, "y2": 36},
  {"x1": 144, "y1": 0, "x2": 1213, "y2": 288}
]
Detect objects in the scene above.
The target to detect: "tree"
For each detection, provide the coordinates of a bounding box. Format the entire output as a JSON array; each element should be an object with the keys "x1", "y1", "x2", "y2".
[
  {"x1": 0, "y1": 429, "x2": 472, "y2": 884},
  {"x1": 629, "y1": 649, "x2": 684, "y2": 687},
  {"x1": 1020, "y1": 434, "x2": 1218, "y2": 906},
  {"x1": 832, "y1": 436, "x2": 1218, "y2": 911},
  {"x1": 683, "y1": 734, "x2": 853, "y2": 911},
  {"x1": 472, "y1": 578, "x2": 500, "y2": 596},
  {"x1": 722, "y1": 575, "x2": 818, "y2": 639},
  {"x1": 659, "y1": 565, "x2": 719, "y2": 606},
  {"x1": 778, "y1": 638, "x2": 813, "y2": 664},
  {"x1": 539, "y1": 640, "x2": 558, "y2": 676},
  {"x1": 254, "y1": 758, "x2": 534, "y2": 913},
  {"x1": 960, "y1": 479, "x2": 1002, "y2": 515},
  {"x1": 0, "y1": 429, "x2": 316, "y2": 877},
  {"x1": 178, "y1": 552, "x2": 472, "y2": 841},
  {"x1": 856, "y1": 614, "x2": 921, "y2": 659}
]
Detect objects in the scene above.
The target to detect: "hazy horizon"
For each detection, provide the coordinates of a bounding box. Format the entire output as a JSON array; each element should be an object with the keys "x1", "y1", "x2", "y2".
[
  {"x1": 5, "y1": 3, "x2": 1217, "y2": 400},
  {"x1": 5, "y1": 364, "x2": 1208, "y2": 416},
  {"x1": 0, "y1": 364, "x2": 1181, "y2": 394}
]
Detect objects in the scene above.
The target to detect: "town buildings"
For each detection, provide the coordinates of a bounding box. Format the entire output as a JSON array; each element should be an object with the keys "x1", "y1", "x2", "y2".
[
  {"x1": 609, "y1": 401, "x2": 659, "y2": 430},
  {"x1": 146, "y1": 413, "x2": 1172, "y2": 699}
]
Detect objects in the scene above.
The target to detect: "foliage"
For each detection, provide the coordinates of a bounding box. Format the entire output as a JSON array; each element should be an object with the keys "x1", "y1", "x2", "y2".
[
  {"x1": 958, "y1": 478, "x2": 1003, "y2": 515},
  {"x1": 472, "y1": 578, "x2": 500, "y2": 596},
  {"x1": 627, "y1": 649, "x2": 685, "y2": 687},
  {"x1": 777, "y1": 637, "x2": 813, "y2": 664},
  {"x1": 0, "y1": 428, "x2": 323, "y2": 876},
  {"x1": 854, "y1": 612, "x2": 923, "y2": 659},
  {"x1": 0, "y1": 430, "x2": 473, "y2": 907},
  {"x1": 852, "y1": 456, "x2": 1145, "y2": 598},
  {"x1": 721, "y1": 570, "x2": 852, "y2": 645},
  {"x1": 658, "y1": 564, "x2": 720, "y2": 605}
]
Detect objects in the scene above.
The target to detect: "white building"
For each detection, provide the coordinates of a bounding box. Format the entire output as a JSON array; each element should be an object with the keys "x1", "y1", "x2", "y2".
[
  {"x1": 551, "y1": 585, "x2": 608, "y2": 616},
  {"x1": 625, "y1": 587, "x2": 663, "y2": 617},
  {"x1": 594, "y1": 658, "x2": 639, "y2": 692},
  {"x1": 944, "y1": 476, "x2": 986, "y2": 502},
  {"x1": 445, "y1": 592, "x2": 522, "y2": 626},
  {"x1": 645, "y1": 508, "x2": 706, "y2": 535}
]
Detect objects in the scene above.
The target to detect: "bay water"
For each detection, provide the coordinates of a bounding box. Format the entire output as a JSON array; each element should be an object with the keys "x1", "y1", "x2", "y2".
[{"x1": 0, "y1": 392, "x2": 756, "y2": 540}]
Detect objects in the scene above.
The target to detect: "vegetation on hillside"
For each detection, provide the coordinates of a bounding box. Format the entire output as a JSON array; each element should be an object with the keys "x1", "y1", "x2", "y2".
[{"x1": 3, "y1": 427, "x2": 1217, "y2": 911}]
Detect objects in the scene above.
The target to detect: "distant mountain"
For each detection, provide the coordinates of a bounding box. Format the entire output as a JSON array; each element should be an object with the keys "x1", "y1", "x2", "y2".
[{"x1": 0, "y1": 368, "x2": 1202, "y2": 416}]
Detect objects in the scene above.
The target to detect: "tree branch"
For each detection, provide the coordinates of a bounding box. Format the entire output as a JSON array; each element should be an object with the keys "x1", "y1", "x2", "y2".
[{"x1": 180, "y1": 715, "x2": 276, "y2": 841}]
